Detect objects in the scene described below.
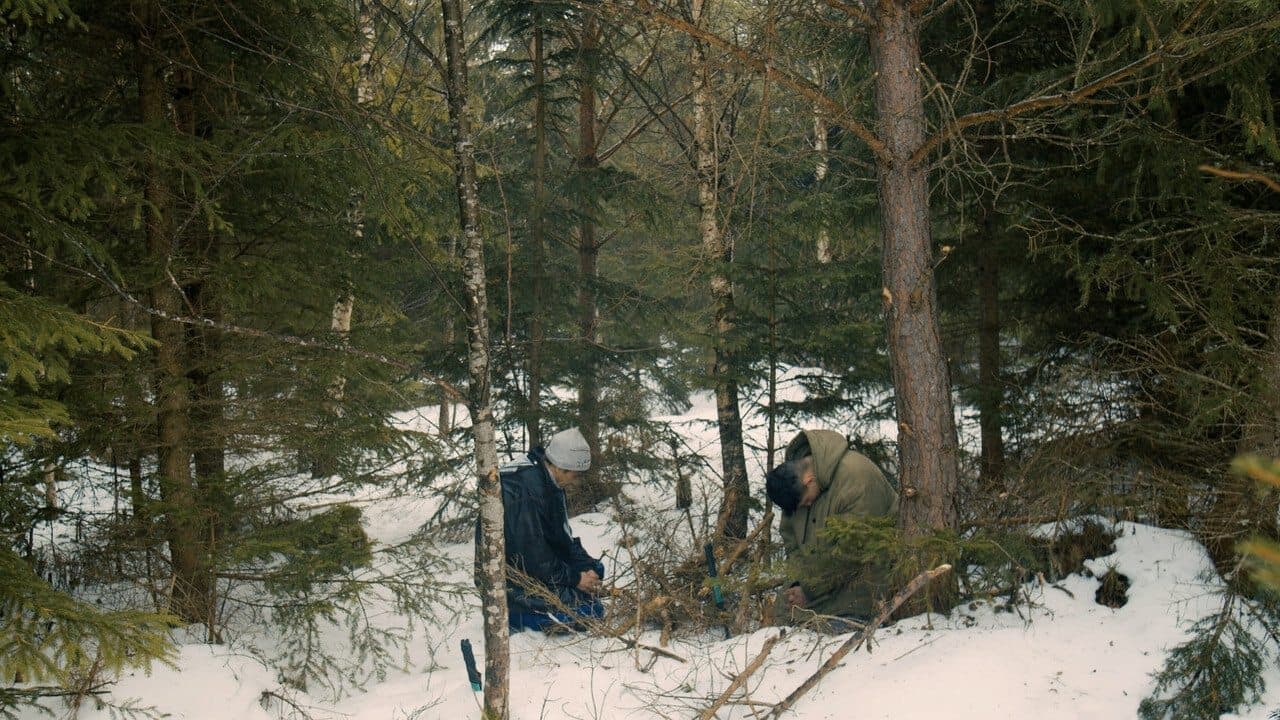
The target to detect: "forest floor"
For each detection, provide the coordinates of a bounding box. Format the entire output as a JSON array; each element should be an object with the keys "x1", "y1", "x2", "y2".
[{"x1": 21, "y1": 382, "x2": 1280, "y2": 719}]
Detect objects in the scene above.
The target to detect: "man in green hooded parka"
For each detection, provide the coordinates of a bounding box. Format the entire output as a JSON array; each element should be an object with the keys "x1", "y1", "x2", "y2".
[{"x1": 765, "y1": 428, "x2": 898, "y2": 629}]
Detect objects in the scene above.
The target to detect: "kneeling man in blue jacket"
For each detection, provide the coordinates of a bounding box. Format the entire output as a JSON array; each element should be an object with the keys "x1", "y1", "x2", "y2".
[{"x1": 485, "y1": 427, "x2": 605, "y2": 632}]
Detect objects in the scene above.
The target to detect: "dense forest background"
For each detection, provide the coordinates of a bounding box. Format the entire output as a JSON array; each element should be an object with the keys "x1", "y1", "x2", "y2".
[{"x1": 2, "y1": 0, "x2": 1278, "y2": 717}]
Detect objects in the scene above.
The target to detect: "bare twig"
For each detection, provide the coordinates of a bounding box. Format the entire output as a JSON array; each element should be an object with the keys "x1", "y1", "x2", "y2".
[
  {"x1": 626, "y1": 0, "x2": 888, "y2": 161},
  {"x1": 767, "y1": 564, "x2": 953, "y2": 718},
  {"x1": 1199, "y1": 164, "x2": 1280, "y2": 193},
  {"x1": 699, "y1": 632, "x2": 783, "y2": 720}
]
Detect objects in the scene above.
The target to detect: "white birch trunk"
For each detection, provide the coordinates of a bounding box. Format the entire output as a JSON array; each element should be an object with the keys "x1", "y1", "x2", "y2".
[
  {"x1": 441, "y1": 0, "x2": 509, "y2": 715},
  {"x1": 691, "y1": 0, "x2": 750, "y2": 538},
  {"x1": 812, "y1": 73, "x2": 832, "y2": 264},
  {"x1": 328, "y1": 0, "x2": 377, "y2": 406}
]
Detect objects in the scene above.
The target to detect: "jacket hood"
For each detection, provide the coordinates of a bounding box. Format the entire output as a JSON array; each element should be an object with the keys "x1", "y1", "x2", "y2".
[{"x1": 784, "y1": 429, "x2": 850, "y2": 491}]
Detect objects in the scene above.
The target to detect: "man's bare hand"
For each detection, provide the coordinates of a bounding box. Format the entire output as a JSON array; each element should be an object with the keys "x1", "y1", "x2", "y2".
[
  {"x1": 784, "y1": 585, "x2": 807, "y2": 609},
  {"x1": 577, "y1": 569, "x2": 602, "y2": 594}
]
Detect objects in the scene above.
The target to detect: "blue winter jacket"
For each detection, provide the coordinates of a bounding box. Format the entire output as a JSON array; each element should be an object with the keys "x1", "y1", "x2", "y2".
[{"x1": 475, "y1": 448, "x2": 605, "y2": 630}]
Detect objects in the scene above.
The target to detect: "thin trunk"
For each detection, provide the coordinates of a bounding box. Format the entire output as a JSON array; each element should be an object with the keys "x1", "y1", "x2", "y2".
[
  {"x1": 765, "y1": 209, "x2": 778, "y2": 551},
  {"x1": 440, "y1": 0, "x2": 509, "y2": 716},
  {"x1": 136, "y1": 0, "x2": 209, "y2": 626},
  {"x1": 871, "y1": 0, "x2": 959, "y2": 608},
  {"x1": 812, "y1": 69, "x2": 832, "y2": 264},
  {"x1": 129, "y1": 453, "x2": 147, "y2": 539},
  {"x1": 976, "y1": 207, "x2": 1004, "y2": 488},
  {"x1": 973, "y1": 0, "x2": 1003, "y2": 493},
  {"x1": 440, "y1": 235, "x2": 461, "y2": 436},
  {"x1": 673, "y1": 432, "x2": 692, "y2": 509},
  {"x1": 576, "y1": 12, "x2": 605, "y2": 508},
  {"x1": 42, "y1": 461, "x2": 57, "y2": 511},
  {"x1": 315, "y1": 1, "x2": 375, "y2": 476},
  {"x1": 692, "y1": 0, "x2": 749, "y2": 540},
  {"x1": 526, "y1": 13, "x2": 548, "y2": 449}
]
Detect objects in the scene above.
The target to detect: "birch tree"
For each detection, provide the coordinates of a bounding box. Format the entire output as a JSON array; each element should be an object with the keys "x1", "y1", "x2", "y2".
[
  {"x1": 689, "y1": 0, "x2": 750, "y2": 540},
  {"x1": 440, "y1": 0, "x2": 509, "y2": 715}
]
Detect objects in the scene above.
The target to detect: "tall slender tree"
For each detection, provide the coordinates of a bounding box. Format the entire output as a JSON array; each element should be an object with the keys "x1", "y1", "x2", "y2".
[
  {"x1": 574, "y1": 7, "x2": 603, "y2": 498},
  {"x1": 134, "y1": 0, "x2": 212, "y2": 627},
  {"x1": 689, "y1": 0, "x2": 750, "y2": 539},
  {"x1": 441, "y1": 0, "x2": 509, "y2": 715}
]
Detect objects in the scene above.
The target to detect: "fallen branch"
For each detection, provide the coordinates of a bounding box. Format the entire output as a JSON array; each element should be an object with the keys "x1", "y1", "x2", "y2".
[
  {"x1": 699, "y1": 631, "x2": 784, "y2": 720},
  {"x1": 613, "y1": 637, "x2": 687, "y2": 664},
  {"x1": 766, "y1": 564, "x2": 953, "y2": 719}
]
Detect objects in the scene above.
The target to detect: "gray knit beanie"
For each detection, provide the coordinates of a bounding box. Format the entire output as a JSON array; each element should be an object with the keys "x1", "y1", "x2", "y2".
[{"x1": 545, "y1": 427, "x2": 591, "y2": 472}]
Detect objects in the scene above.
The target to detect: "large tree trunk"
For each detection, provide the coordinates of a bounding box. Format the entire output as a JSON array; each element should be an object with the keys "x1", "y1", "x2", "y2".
[
  {"x1": 440, "y1": 0, "x2": 509, "y2": 716},
  {"x1": 976, "y1": 207, "x2": 1005, "y2": 488},
  {"x1": 136, "y1": 0, "x2": 210, "y2": 628},
  {"x1": 174, "y1": 54, "x2": 229, "y2": 541},
  {"x1": 525, "y1": 11, "x2": 549, "y2": 449},
  {"x1": 574, "y1": 11, "x2": 606, "y2": 509},
  {"x1": 691, "y1": 0, "x2": 749, "y2": 540},
  {"x1": 871, "y1": 1, "x2": 960, "y2": 552}
]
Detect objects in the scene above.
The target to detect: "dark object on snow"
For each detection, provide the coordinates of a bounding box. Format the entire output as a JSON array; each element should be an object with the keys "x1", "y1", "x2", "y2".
[
  {"x1": 1054, "y1": 520, "x2": 1117, "y2": 578},
  {"x1": 460, "y1": 639, "x2": 481, "y2": 691},
  {"x1": 1095, "y1": 568, "x2": 1131, "y2": 608},
  {"x1": 773, "y1": 430, "x2": 898, "y2": 622}
]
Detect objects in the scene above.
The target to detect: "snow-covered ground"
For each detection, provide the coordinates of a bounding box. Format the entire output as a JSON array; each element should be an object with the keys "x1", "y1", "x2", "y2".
[{"x1": 20, "y1": 377, "x2": 1280, "y2": 719}]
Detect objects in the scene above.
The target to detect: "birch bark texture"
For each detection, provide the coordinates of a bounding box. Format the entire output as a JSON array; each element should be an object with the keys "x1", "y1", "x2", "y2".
[
  {"x1": 690, "y1": 0, "x2": 750, "y2": 540},
  {"x1": 328, "y1": 0, "x2": 377, "y2": 404},
  {"x1": 439, "y1": 0, "x2": 509, "y2": 715}
]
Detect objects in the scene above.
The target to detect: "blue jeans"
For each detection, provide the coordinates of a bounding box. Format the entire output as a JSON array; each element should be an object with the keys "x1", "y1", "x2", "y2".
[{"x1": 508, "y1": 598, "x2": 605, "y2": 632}]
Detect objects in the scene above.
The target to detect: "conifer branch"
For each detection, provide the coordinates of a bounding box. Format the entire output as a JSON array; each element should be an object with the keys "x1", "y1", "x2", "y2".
[
  {"x1": 625, "y1": 0, "x2": 889, "y2": 162},
  {"x1": 915, "y1": 11, "x2": 1280, "y2": 165},
  {"x1": 8, "y1": 234, "x2": 467, "y2": 402},
  {"x1": 822, "y1": 0, "x2": 872, "y2": 29},
  {"x1": 369, "y1": 0, "x2": 446, "y2": 82}
]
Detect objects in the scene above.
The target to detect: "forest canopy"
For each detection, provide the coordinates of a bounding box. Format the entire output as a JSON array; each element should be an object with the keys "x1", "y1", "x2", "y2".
[{"x1": 1, "y1": 0, "x2": 1278, "y2": 717}]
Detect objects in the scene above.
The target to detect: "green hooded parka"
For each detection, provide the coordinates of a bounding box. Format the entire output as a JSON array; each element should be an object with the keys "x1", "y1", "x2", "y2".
[{"x1": 777, "y1": 429, "x2": 898, "y2": 621}]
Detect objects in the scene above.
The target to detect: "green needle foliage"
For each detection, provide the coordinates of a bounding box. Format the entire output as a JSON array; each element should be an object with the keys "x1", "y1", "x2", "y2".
[
  {"x1": 0, "y1": 284, "x2": 148, "y2": 444},
  {"x1": 1139, "y1": 593, "x2": 1270, "y2": 720},
  {"x1": 0, "y1": 548, "x2": 177, "y2": 701}
]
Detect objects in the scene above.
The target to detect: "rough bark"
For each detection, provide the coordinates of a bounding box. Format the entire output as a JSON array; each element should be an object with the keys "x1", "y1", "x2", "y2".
[
  {"x1": 976, "y1": 207, "x2": 1004, "y2": 488},
  {"x1": 42, "y1": 461, "x2": 57, "y2": 511},
  {"x1": 440, "y1": 235, "x2": 460, "y2": 436},
  {"x1": 691, "y1": 0, "x2": 750, "y2": 539},
  {"x1": 440, "y1": 0, "x2": 509, "y2": 716},
  {"x1": 136, "y1": 0, "x2": 210, "y2": 627},
  {"x1": 575, "y1": 11, "x2": 607, "y2": 509},
  {"x1": 870, "y1": 0, "x2": 959, "y2": 612},
  {"x1": 525, "y1": 11, "x2": 548, "y2": 449}
]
